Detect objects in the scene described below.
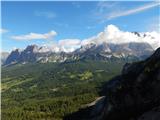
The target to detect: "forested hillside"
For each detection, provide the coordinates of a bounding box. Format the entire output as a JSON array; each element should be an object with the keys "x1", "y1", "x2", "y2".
[{"x1": 1, "y1": 60, "x2": 124, "y2": 120}]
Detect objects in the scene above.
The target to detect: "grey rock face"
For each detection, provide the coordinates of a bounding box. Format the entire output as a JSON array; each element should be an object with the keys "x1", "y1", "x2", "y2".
[
  {"x1": 4, "y1": 42, "x2": 154, "y2": 65},
  {"x1": 73, "y1": 42, "x2": 154, "y2": 61},
  {"x1": 4, "y1": 45, "x2": 70, "y2": 65},
  {"x1": 4, "y1": 49, "x2": 21, "y2": 65}
]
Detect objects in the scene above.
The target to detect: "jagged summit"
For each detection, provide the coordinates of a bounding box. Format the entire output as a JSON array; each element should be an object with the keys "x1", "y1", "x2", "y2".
[
  {"x1": 3, "y1": 41, "x2": 154, "y2": 65},
  {"x1": 4, "y1": 49, "x2": 21, "y2": 65}
]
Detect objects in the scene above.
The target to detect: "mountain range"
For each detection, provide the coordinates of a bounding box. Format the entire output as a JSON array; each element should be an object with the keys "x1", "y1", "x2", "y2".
[
  {"x1": 3, "y1": 41, "x2": 154, "y2": 65},
  {"x1": 3, "y1": 24, "x2": 160, "y2": 66}
]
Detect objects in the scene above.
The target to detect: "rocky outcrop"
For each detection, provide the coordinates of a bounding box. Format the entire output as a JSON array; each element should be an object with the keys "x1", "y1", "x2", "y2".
[
  {"x1": 4, "y1": 49, "x2": 21, "y2": 65},
  {"x1": 64, "y1": 47, "x2": 160, "y2": 120}
]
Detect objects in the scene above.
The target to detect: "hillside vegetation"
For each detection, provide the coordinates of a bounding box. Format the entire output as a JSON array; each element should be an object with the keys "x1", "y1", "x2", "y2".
[{"x1": 1, "y1": 60, "x2": 124, "y2": 120}]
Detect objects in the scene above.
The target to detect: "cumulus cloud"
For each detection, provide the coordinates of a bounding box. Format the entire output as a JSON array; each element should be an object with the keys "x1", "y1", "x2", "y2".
[
  {"x1": 58, "y1": 39, "x2": 81, "y2": 52},
  {"x1": 18, "y1": 25, "x2": 159, "y2": 52},
  {"x1": 81, "y1": 25, "x2": 160, "y2": 49},
  {"x1": 11, "y1": 31, "x2": 57, "y2": 41},
  {"x1": 0, "y1": 28, "x2": 9, "y2": 34},
  {"x1": 42, "y1": 39, "x2": 81, "y2": 53},
  {"x1": 10, "y1": 25, "x2": 160, "y2": 52},
  {"x1": 47, "y1": 25, "x2": 160, "y2": 52},
  {"x1": 59, "y1": 39, "x2": 81, "y2": 46}
]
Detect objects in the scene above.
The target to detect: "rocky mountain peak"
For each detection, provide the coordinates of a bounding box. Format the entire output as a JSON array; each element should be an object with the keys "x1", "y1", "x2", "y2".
[
  {"x1": 132, "y1": 31, "x2": 141, "y2": 37},
  {"x1": 76, "y1": 43, "x2": 97, "y2": 53},
  {"x1": 3, "y1": 41, "x2": 156, "y2": 65},
  {"x1": 24, "y1": 44, "x2": 39, "y2": 53},
  {"x1": 4, "y1": 49, "x2": 21, "y2": 65},
  {"x1": 96, "y1": 42, "x2": 111, "y2": 53}
]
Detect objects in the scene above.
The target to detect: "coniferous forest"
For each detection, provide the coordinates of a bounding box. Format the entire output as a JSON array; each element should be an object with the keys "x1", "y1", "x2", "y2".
[{"x1": 2, "y1": 60, "x2": 124, "y2": 120}]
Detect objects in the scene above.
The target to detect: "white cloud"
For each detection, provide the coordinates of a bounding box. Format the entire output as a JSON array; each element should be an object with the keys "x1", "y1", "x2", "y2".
[
  {"x1": 10, "y1": 25, "x2": 160, "y2": 53},
  {"x1": 35, "y1": 11, "x2": 56, "y2": 18},
  {"x1": 0, "y1": 28, "x2": 9, "y2": 34},
  {"x1": 58, "y1": 39, "x2": 81, "y2": 52},
  {"x1": 11, "y1": 31, "x2": 57, "y2": 41},
  {"x1": 42, "y1": 39, "x2": 81, "y2": 53},
  {"x1": 59, "y1": 39, "x2": 81, "y2": 46},
  {"x1": 106, "y1": 2, "x2": 160, "y2": 20},
  {"x1": 81, "y1": 24, "x2": 160, "y2": 49}
]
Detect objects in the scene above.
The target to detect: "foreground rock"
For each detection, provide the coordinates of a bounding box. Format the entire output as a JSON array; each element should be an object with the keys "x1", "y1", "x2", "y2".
[{"x1": 64, "y1": 47, "x2": 160, "y2": 120}]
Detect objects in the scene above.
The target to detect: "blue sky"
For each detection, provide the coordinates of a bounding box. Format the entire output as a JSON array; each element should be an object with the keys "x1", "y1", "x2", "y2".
[{"x1": 1, "y1": 1, "x2": 160, "y2": 52}]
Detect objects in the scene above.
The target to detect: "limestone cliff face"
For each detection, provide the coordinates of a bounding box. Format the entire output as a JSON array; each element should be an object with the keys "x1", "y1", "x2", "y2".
[
  {"x1": 4, "y1": 42, "x2": 154, "y2": 65},
  {"x1": 64, "y1": 48, "x2": 160, "y2": 120}
]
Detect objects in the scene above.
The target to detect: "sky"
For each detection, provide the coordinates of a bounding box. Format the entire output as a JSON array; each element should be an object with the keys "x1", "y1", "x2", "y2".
[{"x1": 1, "y1": 1, "x2": 160, "y2": 52}]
